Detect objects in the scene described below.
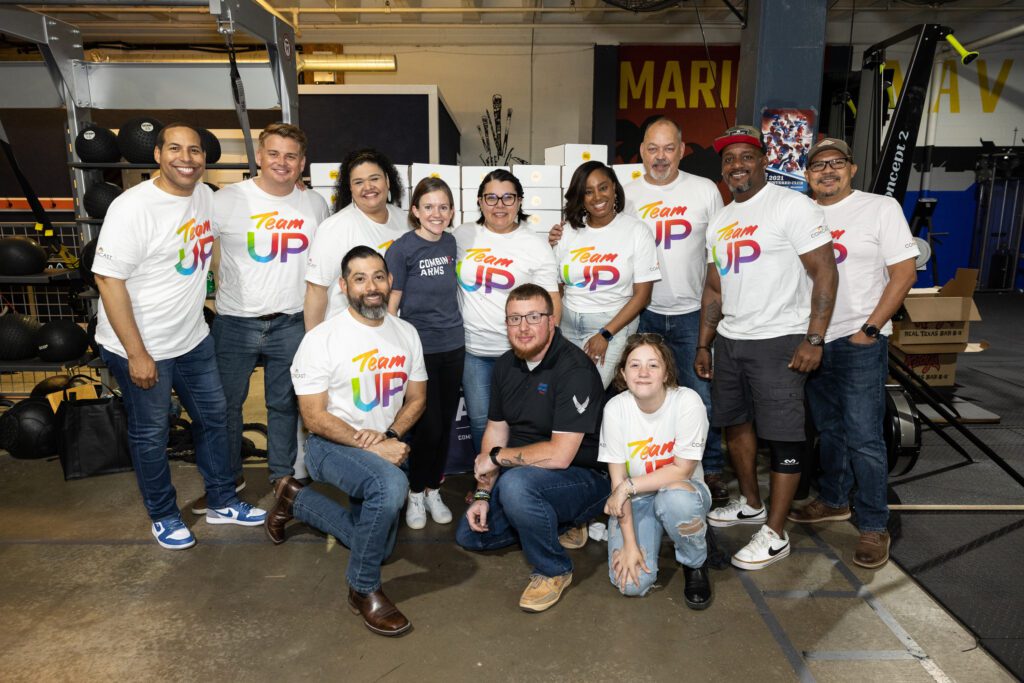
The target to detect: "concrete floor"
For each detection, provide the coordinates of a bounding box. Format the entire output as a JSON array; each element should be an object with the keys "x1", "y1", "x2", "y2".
[{"x1": 0, "y1": 370, "x2": 1015, "y2": 682}]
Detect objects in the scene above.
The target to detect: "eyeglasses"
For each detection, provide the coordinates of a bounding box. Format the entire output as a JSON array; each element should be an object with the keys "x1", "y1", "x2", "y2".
[
  {"x1": 482, "y1": 193, "x2": 520, "y2": 207},
  {"x1": 807, "y1": 157, "x2": 852, "y2": 172},
  {"x1": 505, "y1": 312, "x2": 551, "y2": 327},
  {"x1": 626, "y1": 332, "x2": 664, "y2": 344}
]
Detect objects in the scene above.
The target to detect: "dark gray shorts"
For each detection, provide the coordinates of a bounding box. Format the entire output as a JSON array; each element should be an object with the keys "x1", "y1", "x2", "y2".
[{"x1": 711, "y1": 334, "x2": 807, "y2": 441}]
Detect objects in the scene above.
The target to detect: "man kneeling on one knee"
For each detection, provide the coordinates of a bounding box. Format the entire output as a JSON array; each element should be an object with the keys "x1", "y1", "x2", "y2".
[
  {"x1": 266, "y1": 245, "x2": 427, "y2": 637},
  {"x1": 456, "y1": 283, "x2": 609, "y2": 613}
]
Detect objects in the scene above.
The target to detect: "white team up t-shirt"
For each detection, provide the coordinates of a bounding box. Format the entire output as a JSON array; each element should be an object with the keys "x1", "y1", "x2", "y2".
[
  {"x1": 625, "y1": 173, "x2": 724, "y2": 315},
  {"x1": 291, "y1": 309, "x2": 427, "y2": 432},
  {"x1": 93, "y1": 180, "x2": 214, "y2": 361},
  {"x1": 453, "y1": 222, "x2": 559, "y2": 357},
  {"x1": 214, "y1": 179, "x2": 330, "y2": 317},
  {"x1": 305, "y1": 203, "x2": 408, "y2": 322},
  {"x1": 706, "y1": 182, "x2": 831, "y2": 340},
  {"x1": 821, "y1": 190, "x2": 920, "y2": 342},
  {"x1": 554, "y1": 213, "x2": 660, "y2": 313},
  {"x1": 599, "y1": 386, "x2": 708, "y2": 482}
]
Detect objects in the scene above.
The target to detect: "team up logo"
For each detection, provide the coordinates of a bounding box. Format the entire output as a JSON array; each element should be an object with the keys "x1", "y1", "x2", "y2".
[
  {"x1": 378, "y1": 239, "x2": 395, "y2": 252},
  {"x1": 351, "y1": 347, "x2": 408, "y2": 412},
  {"x1": 636, "y1": 201, "x2": 693, "y2": 249},
  {"x1": 174, "y1": 218, "x2": 214, "y2": 276},
  {"x1": 712, "y1": 221, "x2": 762, "y2": 275},
  {"x1": 628, "y1": 437, "x2": 676, "y2": 475},
  {"x1": 561, "y1": 246, "x2": 620, "y2": 290},
  {"x1": 830, "y1": 229, "x2": 848, "y2": 264},
  {"x1": 457, "y1": 248, "x2": 516, "y2": 293},
  {"x1": 246, "y1": 211, "x2": 309, "y2": 263}
]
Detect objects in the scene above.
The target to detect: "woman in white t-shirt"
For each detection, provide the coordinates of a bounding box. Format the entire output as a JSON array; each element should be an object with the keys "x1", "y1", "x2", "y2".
[
  {"x1": 453, "y1": 169, "x2": 561, "y2": 451},
  {"x1": 555, "y1": 162, "x2": 659, "y2": 388},
  {"x1": 599, "y1": 333, "x2": 712, "y2": 609}
]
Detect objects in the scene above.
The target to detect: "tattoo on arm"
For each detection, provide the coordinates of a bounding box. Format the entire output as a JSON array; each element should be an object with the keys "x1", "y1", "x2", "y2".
[
  {"x1": 703, "y1": 299, "x2": 723, "y2": 329},
  {"x1": 810, "y1": 292, "x2": 834, "y2": 321},
  {"x1": 499, "y1": 451, "x2": 551, "y2": 468}
]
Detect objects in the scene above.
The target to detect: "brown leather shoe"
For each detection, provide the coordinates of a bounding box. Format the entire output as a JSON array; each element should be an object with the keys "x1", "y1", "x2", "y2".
[
  {"x1": 264, "y1": 476, "x2": 304, "y2": 545},
  {"x1": 704, "y1": 473, "x2": 730, "y2": 507},
  {"x1": 348, "y1": 587, "x2": 412, "y2": 636},
  {"x1": 853, "y1": 531, "x2": 891, "y2": 569},
  {"x1": 788, "y1": 498, "x2": 852, "y2": 524}
]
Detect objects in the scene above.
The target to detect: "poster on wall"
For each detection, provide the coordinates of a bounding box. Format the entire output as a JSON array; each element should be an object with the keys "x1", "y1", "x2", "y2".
[
  {"x1": 761, "y1": 107, "x2": 816, "y2": 193},
  {"x1": 616, "y1": 45, "x2": 740, "y2": 177}
]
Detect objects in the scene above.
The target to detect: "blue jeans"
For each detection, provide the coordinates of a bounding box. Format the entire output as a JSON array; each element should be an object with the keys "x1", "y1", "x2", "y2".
[
  {"x1": 639, "y1": 309, "x2": 723, "y2": 474},
  {"x1": 292, "y1": 435, "x2": 408, "y2": 593},
  {"x1": 100, "y1": 336, "x2": 237, "y2": 522},
  {"x1": 211, "y1": 312, "x2": 304, "y2": 482},
  {"x1": 805, "y1": 335, "x2": 889, "y2": 532},
  {"x1": 561, "y1": 306, "x2": 639, "y2": 388},
  {"x1": 607, "y1": 479, "x2": 712, "y2": 596},
  {"x1": 462, "y1": 351, "x2": 497, "y2": 452},
  {"x1": 455, "y1": 466, "x2": 610, "y2": 577}
]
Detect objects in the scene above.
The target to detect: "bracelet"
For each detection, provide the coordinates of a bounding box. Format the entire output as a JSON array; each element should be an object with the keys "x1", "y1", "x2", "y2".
[
  {"x1": 625, "y1": 477, "x2": 637, "y2": 498},
  {"x1": 472, "y1": 490, "x2": 491, "y2": 502}
]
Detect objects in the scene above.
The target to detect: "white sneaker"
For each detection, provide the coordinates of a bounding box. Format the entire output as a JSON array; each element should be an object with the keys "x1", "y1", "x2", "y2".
[
  {"x1": 731, "y1": 524, "x2": 791, "y2": 570},
  {"x1": 424, "y1": 489, "x2": 453, "y2": 524},
  {"x1": 406, "y1": 491, "x2": 426, "y2": 529},
  {"x1": 707, "y1": 495, "x2": 767, "y2": 528}
]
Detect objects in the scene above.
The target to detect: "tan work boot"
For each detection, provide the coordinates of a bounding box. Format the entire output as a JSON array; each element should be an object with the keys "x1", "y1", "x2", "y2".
[
  {"x1": 519, "y1": 572, "x2": 573, "y2": 612},
  {"x1": 558, "y1": 524, "x2": 588, "y2": 549},
  {"x1": 853, "y1": 531, "x2": 891, "y2": 568},
  {"x1": 787, "y1": 498, "x2": 851, "y2": 524}
]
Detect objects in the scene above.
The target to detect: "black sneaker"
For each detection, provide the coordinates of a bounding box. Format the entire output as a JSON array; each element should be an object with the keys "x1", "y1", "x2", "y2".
[{"x1": 683, "y1": 562, "x2": 712, "y2": 610}]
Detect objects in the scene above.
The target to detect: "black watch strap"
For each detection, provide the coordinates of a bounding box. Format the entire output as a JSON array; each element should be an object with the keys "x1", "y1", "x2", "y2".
[
  {"x1": 599, "y1": 327, "x2": 613, "y2": 341},
  {"x1": 861, "y1": 323, "x2": 880, "y2": 338},
  {"x1": 489, "y1": 446, "x2": 502, "y2": 466},
  {"x1": 384, "y1": 428, "x2": 400, "y2": 440}
]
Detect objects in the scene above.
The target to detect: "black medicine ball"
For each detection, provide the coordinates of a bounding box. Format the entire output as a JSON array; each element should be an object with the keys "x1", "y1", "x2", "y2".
[
  {"x1": 117, "y1": 116, "x2": 164, "y2": 164},
  {"x1": 197, "y1": 127, "x2": 222, "y2": 164},
  {"x1": 0, "y1": 236, "x2": 48, "y2": 276},
  {"x1": 36, "y1": 320, "x2": 90, "y2": 362},
  {"x1": 83, "y1": 182, "x2": 122, "y2": 219},
  {"x1": 0, "y1": 314, "x2": 42, "y2": 360},
  {"x1": 75, "y1": 124, "x2": 121, "y2": 163},
  {"x1": 0, "y1": 397, "x2": 58, "y2": 459},
  {"x1": 79, "y1": 239, "x2": 97, "y2": 288}
]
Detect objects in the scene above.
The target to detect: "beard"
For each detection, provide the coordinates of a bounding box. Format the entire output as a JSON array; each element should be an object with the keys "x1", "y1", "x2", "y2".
[
  {"x1": 353, "y1": 292, "x2": 387, "y2": 320},
  {"x1": 511, "y1": 334, "x2": 549, "y2": 361}
]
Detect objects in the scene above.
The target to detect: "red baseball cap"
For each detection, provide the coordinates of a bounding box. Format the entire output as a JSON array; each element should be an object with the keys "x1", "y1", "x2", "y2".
[{"x1": 713, "y1": 124, "x2": 765, "y2": 154}]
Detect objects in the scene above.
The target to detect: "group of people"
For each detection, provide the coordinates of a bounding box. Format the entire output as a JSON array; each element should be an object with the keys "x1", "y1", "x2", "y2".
[{"x1": 91, "y1": 116, "x2": 917, "y2": 638}]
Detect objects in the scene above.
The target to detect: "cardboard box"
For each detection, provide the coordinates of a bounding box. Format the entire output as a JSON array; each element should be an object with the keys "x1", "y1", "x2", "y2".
[
  {"x1": 891, "y1": 268, "x2": 981, "y2": 346},
  {"x1": 461, "y1": 187, "x2": 479, "y2": 210},
  {"x1": 309, "y1": 162, "x2": 340, "y2": 187},
  {"x1": 545, "y1": 144, "x2": 608, "y2": 168},
  {"x1": 523, "y1": 187, "x2": 563, "y2": 211},
  {"x1": 891, "y1": 348, "x2": 959, "y2": 386},
  {"x1": 461, "y1": 165, "x2": 509, "y2": 189},
  {"x1": 462, "y1": 211, "x2": 481, "y2": 226},
  {"x1": 312, "y1": 186, "x2": 337, "y2": 210},
  {"x1": 513, "y1": 164, "x2": 561, "y2": 188},
  {"x1": 612, "y1": 163, "x2": 646, "y2": 184},
  {"x1": 525, "y1": 210, "x2": 563, "y2": 234},
  {"x1": 410, "y1": 163, "x2": 461, "y2": 191}
]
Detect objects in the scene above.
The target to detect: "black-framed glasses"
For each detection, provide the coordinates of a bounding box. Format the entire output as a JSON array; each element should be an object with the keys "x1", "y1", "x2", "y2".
[
  {"x1": 807, "y1": 157, "x2": 851, "y2": 172},
  {"x1": 626, "y1": 332, "x2": 665, "y2": 344},
  {"x1": 505, "y1": 312, "x2": 551, "y2": 327},
  {"x1": 482, "y1": 193, "x2": 520, "y2": 207}
]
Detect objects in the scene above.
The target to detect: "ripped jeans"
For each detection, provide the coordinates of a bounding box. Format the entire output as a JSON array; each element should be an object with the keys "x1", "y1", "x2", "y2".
[{"x1": 607, "y1": 479, "x2": 712, "y2": 596}]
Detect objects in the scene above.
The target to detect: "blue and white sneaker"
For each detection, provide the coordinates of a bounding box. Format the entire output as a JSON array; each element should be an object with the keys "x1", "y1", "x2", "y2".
[
  {"x1": 152, "y1": 514, "x2": 196, "y2": 550},
  {"x1": 206, "y1": 501, "x2": 267, "y2": 527}
]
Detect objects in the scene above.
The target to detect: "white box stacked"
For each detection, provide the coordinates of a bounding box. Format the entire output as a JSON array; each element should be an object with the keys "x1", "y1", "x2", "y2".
[
  {"x1": 612, "y1": 163, "x2": 645, "y2": 184},
  {"x1": 512, "y1": 165, "x2": 563, "y2": 234},
  {"x1": 461, "y1": 166, "x2": 509, "y2": 191},
  {"x1": 308, "y1": 162, "x2": 411, "y2": 211},
  {"x1": 513, "y1": 165, "x2": 561, "y2": 189}
]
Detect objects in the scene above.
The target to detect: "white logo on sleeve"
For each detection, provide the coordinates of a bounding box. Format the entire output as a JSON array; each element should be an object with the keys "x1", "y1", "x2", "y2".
[{"x1": 572, "y1": 395, "x2": 590, "y2": 414}]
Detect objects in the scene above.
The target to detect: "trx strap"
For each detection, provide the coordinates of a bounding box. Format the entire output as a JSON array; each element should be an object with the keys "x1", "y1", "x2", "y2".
[{"x1": 224, "y1": 33, "x2": 259, "y2": 179}]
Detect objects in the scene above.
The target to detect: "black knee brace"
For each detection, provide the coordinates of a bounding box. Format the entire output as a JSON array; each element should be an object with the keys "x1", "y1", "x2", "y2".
[{"x1": 768, "y1": 439, "x2": 803, "y2": 474}]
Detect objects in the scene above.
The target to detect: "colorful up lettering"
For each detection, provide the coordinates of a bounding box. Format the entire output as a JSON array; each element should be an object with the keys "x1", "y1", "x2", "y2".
[
  {"x1": 830, "y1": 229, "x2": 848, "y2": 264},
  {"x1": 627, "y1": 437, "x2": 676, "y2": 474},
  {"x1": 245, "y1": 212, "x2": 309, "y2": 263},
  {"x1": 350, "y1": 348, "x2": 408, "y2": 412},
  {"x1": 712, "y1": 221, "x2": 761, "y2": 275},
  {"x1": 561, "y1": 246, "x2": 620, "y2": 290},
  {"x1": 457, "y1": 248, "x2": 515, "y2": 293},
  {"x1": 174, "y1": 218, "x2": 214, "y2": 276},
  {"x1": 637, "y1": 201, "x2": 693, "y2": 249}
]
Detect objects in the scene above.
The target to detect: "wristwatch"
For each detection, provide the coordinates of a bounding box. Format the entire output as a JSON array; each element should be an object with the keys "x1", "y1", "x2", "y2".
[
  {"x1": 806, "y1": 333, "x2": 824, "y2": 347},
  {"x1": 599, "y1": 328, "x2": 613, "y2": 341},
  {"x1": 384, "y1": 428, "x2": 400, "y2": 440},
  {"x1": 489, "y1": 446, "x2": 502, "y2": 466},
  {"x1": 861, "y1": 323, "x2": 880, "y2": 338}
]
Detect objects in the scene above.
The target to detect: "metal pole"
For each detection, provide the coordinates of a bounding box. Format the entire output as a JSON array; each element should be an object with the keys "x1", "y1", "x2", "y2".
[
  {"x1": 1009, "y1": 176, "x2": 1024, "y2": 289},
  {"x1": 978, "y1": 161, "x2": 996, "y2": 285}
]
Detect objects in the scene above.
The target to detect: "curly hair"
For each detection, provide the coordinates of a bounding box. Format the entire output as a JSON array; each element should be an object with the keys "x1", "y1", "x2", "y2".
[
  {"x1": 562, "y1": 161, "x2": 626, "y2": 230},
  {"x1": 332, "y1": 148, "x2": 405, "y2": 213}
]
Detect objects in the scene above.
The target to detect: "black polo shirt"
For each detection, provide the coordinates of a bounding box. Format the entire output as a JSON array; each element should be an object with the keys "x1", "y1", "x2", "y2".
[{"x1": 488, "y1": 327, "x2": 605, "y2": 470}]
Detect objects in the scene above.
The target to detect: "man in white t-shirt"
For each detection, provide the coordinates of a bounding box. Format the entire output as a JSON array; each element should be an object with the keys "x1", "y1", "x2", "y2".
[
  {"x1": 303, "y1": 149, "x2": 407, "y2": 328},
  {"x1": 93, "y1": 123, "x2": 267, "y2": 551},
  {"x1": 695, "y1": 124, "x2": 838, "y2": 571},
  {"x1": 209, "y1": 123, "x2": 329, "y2": 501},
  {"x1": 628, "y1": 118, "x2": 728, "y2": 504},
  {"x1": 788, "y1": 138, "x2": 919, "y2": 569},
  {"x1": 268, "y1": 245, "x2": 426, "y2": 637}
]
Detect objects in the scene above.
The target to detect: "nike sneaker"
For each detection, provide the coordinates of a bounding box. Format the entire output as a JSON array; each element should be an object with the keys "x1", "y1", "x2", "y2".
[
  {"x1": 731, "y1": 524, "x2": 790, "y2": 570},
  {"x1": 707, "y1": 495, "x2": 767, "y2": 528}
]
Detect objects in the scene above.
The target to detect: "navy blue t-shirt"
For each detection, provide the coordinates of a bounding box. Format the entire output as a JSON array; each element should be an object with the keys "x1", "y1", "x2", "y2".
[{"x1": 385, "y1": 230, "x2": 464, "y2": 354}]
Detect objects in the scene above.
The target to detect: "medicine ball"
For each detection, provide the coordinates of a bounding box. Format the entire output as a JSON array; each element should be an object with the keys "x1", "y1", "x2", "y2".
[
  {"x1": 117, "y1": 116, "x2": 164, "y2": 163},
  {"x1": 0, "y1": 314, "x2": 42, "y2": 360},
  {"x1": 197, "y1": 127, "x2": 221, "y2": 164},
  {"x1": 79, "y1": 239, "x2": 97, "y2": 288},
  {"x1": 0, "y1": 236, "x2": 48, "y2": 276},
  {"x1": 36, "y1": 320, "x2": 90, "y2": 362},
  {"x1": 75, "y1": 124, "x2": 120, "y2": 163},
  {"x1": 83, "y1": 182, "x2": 122, "y2": 219},
  {"x1": 0, "y1": 397, "x2": 58, "y2": 459}
]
